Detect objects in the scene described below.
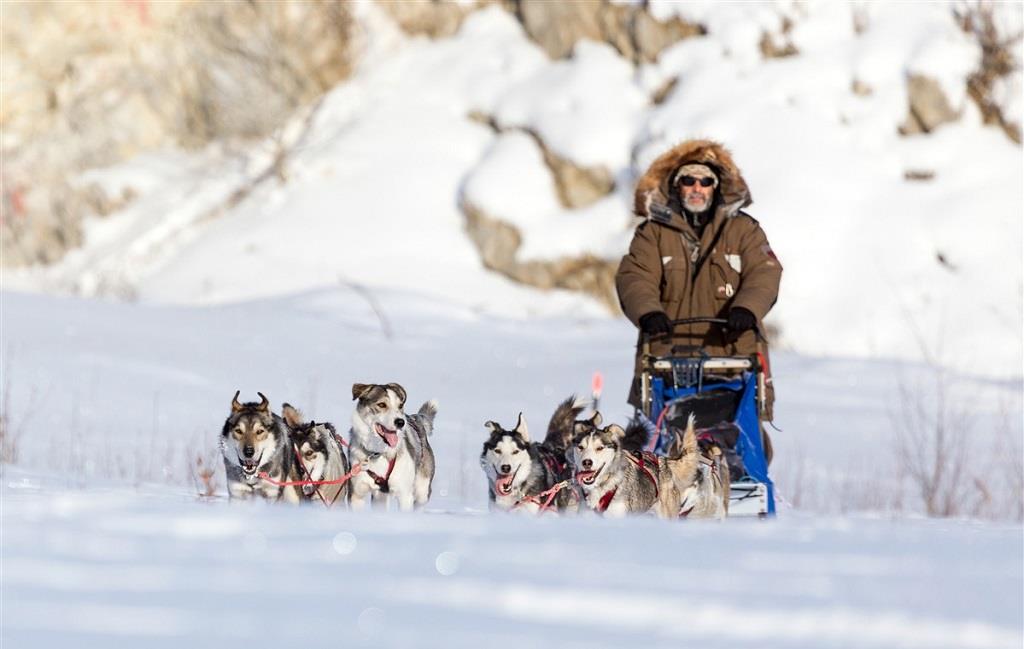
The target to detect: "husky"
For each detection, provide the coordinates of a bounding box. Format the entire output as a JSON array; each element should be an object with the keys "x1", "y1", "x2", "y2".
[
  {"x1": 661, "y1": 414, "x2": 730, "y2": 519},
  {"x1": 479, "y1": 395, "x2": 584, "y2": 513},
  {"x1": 568, "y1": 413, "x2": 665, "y2": 518},
  {"x1": 281, "y1": 403, "x2": 351, "y2": 507},
  {"x1": 348, "y1": 382, "x2": 437, "y2": 512},
  {"x1": 219, "y1": 391, "x2": 302, "y2": 503}
]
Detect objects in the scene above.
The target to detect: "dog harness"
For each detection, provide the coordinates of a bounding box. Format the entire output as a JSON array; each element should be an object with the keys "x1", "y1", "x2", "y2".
[
  {"x1": 367, "y1": 456, "x2": 397, "y2": 493},
  {"x1": 596, "y1": 487, "x2": 618, "y2": 513},
  {"x1": 626, "y1": 451, "x2": 660, "y2": 498},
  {"x1": 591, "y1": 451, "x2": 659, "y2": 514}
]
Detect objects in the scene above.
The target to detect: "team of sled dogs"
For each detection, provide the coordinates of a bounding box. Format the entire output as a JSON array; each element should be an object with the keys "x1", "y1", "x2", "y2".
[{"x1": 221, "y1": 383, "x2": 729, "y2": 519}]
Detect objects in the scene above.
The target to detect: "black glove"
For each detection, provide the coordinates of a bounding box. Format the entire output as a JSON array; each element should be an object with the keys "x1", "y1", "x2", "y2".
[
  {"x1": 726, "y1": 306, "x2": 757, "y2": 333},
  {"x1": 639, "y1": 311, "x2": 672, "y2": 336}
]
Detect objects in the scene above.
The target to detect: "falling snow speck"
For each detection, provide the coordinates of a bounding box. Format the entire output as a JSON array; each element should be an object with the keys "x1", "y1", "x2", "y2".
[
  {"x1": 333, "y1": 531, "x2": 357, "y2": 555},
  {"x1": 435, "y1": 551, "x2": 459, "y2": 576}
]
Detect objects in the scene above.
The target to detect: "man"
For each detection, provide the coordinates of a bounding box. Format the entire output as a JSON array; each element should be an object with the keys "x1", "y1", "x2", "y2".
[{"x1": 615, "y1": 139, "x2": 781, "y2": 462}]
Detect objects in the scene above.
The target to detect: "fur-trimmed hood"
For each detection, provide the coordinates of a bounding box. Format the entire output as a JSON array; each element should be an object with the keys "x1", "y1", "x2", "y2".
[{"x1": 634, "y1": 139, "x2": 752, "y2": 219}]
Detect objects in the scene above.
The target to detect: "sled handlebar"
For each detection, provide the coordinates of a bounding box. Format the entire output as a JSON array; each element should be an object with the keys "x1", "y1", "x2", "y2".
[{"x1": 641, "y1": 317, "x2": 767, "y2": 345}]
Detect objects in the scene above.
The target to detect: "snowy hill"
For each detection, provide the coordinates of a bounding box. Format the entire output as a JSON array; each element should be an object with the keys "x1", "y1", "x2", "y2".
[{"x1": 5, "y1": 2, "x2": 1022, "y2": 374}]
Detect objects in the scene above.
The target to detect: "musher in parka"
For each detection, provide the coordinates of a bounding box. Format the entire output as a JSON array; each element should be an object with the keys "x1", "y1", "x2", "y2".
[{"x1": 615, "y1": 139, "x2": 782, "y2": 463}]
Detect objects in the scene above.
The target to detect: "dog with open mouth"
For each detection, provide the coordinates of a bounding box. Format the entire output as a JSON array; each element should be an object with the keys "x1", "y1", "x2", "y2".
[
  {"x1": 568, "y1": 413, "x2": 665, "y2": 518},
  {"x1": 220, "y1": 391, "x2": 302, "y2": 503},
  {"x1": 281, "y1": 403, "x2": 351, "y2": 507},
  {"x1": 479, "y1": 395, "x2": 584, "y2": 513},
  {"x1": 348, "y1": 382, "x2": 437, "y2": 512}
]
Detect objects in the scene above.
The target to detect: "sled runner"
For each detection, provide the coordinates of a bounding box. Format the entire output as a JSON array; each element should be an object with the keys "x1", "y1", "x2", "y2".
[{"x1": 638, "y1": 317, "x2": 775, "y2": 517}]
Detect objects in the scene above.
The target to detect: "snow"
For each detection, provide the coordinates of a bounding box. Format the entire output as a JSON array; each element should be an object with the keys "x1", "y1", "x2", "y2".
[
  {"x1": 4, "y1": 465, "x2": 1022, "y2": 648},
  {"x1": 493, "y1": 39, "x2": 648, "y2": 170},
  {"x1": 462, "y1": 131, "x2": 632, "y2": 260}
]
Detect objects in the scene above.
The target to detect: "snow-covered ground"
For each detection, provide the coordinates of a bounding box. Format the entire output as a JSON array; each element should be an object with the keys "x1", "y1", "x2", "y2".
[{"x1": 4, "y1": 464, "x2": 1021, "y2": 649}]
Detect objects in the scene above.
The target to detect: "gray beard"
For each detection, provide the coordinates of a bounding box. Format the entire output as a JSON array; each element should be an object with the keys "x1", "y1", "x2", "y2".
[
  {"x1": 683, "y1": 201, "x2": 712, "y2": 228},
  {"x1": 683, "y1": 197, "x2": 712, "y2": 215}
]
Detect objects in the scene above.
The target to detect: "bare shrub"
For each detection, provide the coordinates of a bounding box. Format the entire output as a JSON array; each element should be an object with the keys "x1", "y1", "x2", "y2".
[
  {"x1": 955, "y1": 2, "x2": 1023, "y2": 144},
  {"x1": 0, "y1": 355, "x2": 46, "y2": 465},
  {"x1": 992, "y1": 402, "x2": 1024, "y2": 521},
  {"x1": 891, "y1": 368, "x2": 983, "y2": 517},
  {"x1": 189, "y1": 450, "x2": 220, "y2": 500}
]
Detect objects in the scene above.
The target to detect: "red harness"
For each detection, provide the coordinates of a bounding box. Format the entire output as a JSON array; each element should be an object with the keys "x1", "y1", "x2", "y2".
[
  {"x1": 512, "y1": 480, "x2": 571, "y2": 514},
  {"x1": 367, "y1": 456, "x2": 397, "y2": 493},
  {"x1": 257, "y1": 450, "x2": 362, "y2": 508},
  {"x1": 596, "y1": 487, "x2": 618, "y2": 513},
  {"x1": 593, "y1": 452, "x2": 659, "y2": 513},
  {"x1": 626, "y1": 451, "x2": 660, "y2": 498}
]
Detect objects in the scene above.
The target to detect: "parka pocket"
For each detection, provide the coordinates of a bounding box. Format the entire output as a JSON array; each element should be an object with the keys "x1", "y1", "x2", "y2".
[{"x1": 709, "y1": 256, "x2": 740, "y2": 308}]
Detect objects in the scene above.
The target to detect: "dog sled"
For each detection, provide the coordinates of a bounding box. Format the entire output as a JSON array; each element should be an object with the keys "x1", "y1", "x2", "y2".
[{"x1": 638, "y1": 318, "x2": 776, "y2": 517}]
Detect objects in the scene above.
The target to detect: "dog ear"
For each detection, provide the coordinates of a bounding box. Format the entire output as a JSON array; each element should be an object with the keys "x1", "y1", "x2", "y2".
[
  {"x1": 668, "y1": 414, "x2": 698, "y2": 459},
  {"x1": 386, "y1": 383, "x2": 407, "y2": 407},
  {"x1": 683, "y1": 414, "x2": 698, "y2": 455},
  {"x1": 256, "y1": 392, "x2": 270, "y2": 412},
  {"x1": 352, "y1": 383, "x2": 372, "y2": 401},
  {"x1": 605, "y1": 423, "x2": 626, "y2": 439},
  {"x1": 484, "y1": 421, "x2": 499, "y2": 433},
  {"x1": 666, "y1": 430, "x2": 684, "y2": 460},
  {"x1": 514, "y1": 412, "x2": 529, "y2": 441},
  {"x1": 281, "y1": 403, "x2": 303, "y2": 429},
  {"x1": 589, "y1": 411, "x2": 603, "y2": 427},
  {"x1": 231, "y1": 390, "x2": 243, "y2": 413}
]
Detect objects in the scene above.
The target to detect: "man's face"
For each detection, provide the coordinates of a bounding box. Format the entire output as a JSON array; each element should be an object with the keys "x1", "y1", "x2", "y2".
[{"x1": 678, "y1": 176, "x2": 715, "y2": 214}]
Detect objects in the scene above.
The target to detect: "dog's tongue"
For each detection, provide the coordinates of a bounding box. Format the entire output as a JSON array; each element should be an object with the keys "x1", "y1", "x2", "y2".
[
  {"x1": 576, "y1": 470, "x2": 595, "y2": 482},
  {"x1": 496, "y1": 473, "x2": 514, "y2": 492},
  {"x1": 376, "y1": 424, "x2": 399, "y2": 447}
]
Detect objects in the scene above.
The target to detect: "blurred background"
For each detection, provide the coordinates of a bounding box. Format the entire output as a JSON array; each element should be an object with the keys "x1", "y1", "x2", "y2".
[{"x1": 1, "y1": 0, "x2": 1022, "y2": 518}]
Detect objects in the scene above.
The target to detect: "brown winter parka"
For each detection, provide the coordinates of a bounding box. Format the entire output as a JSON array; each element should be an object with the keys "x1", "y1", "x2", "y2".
[{"x1": 616, "y1": 140, "x2": 782, "y2": 413}]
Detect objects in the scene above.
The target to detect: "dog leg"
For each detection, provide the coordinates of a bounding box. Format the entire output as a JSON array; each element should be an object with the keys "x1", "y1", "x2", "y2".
[
  {"x1": 349, "y1": 484, "x2": 372, "y2": 511},
  {"x1": 396, "y1": 491, "x2": 415, "y2": 512},
  {"x1": 228, "y1": 482, "x2": 253, "y2": 500},
  {"x1": 413, "y1": 475, "x2": 431, "y2": 507}
]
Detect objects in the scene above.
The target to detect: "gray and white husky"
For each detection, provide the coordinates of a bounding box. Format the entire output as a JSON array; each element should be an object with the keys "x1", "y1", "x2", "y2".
[
  {"x1": 220, "y1": 391, "x2": 302, "y2": 503},
  {"x1": 348, "y1": 382, "x2": 437, "y2": 512},
  {"x1": 281, "y1": 403, "x2": 351, "y2": 507},
  {"x1": 479, "y1": 395, "x2": 584, "y2": 513},
  {"x1": 568, "y1": 413, "x2": 664, "y2": 518},
  {"x1": 661, "y1": 414, "x2": 730, "y2": 520}
]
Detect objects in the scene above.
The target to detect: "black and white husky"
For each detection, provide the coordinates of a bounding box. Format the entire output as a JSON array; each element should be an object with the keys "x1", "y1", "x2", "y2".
[
  {"x1": 219, "y1": 391, "x2": 302, "y2": 503},
  {"x1": 348, "y1": 382, "x2": 437, "y2": 512},
  {"x1": 568, "y1": 413, "x2": 663, "y2": 518},
  {"x1": 281, "y1": 403, "x2": 351, "y2": 507},
  {"x1": 479, "y1": 396, "x2": 584, "y2": 513}
]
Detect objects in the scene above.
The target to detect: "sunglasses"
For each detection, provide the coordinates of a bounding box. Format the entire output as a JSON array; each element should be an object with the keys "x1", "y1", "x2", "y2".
[{"x1": 679, "y1": 176, "x2": 715, "y2": 187}]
